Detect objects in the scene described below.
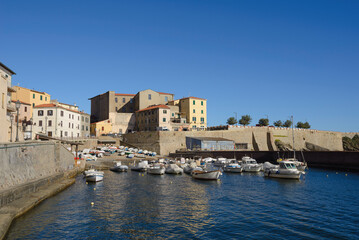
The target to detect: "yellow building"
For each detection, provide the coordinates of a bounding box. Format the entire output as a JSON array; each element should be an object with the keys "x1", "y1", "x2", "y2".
[
  {"x1": 90, "y1": 119, "x2": 113, "y2": 136},
  {"x1": 12, "y1": 86, "x2": 51, "y2": 117},
  {"x1": 179, "y1": 97, "x2": 207, "y2": 131}
]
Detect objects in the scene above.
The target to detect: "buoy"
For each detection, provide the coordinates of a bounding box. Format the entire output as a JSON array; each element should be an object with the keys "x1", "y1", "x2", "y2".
[
  {"x1": 94, "y1": 188, "x2": 96, "y2": 191},
  {"x1": 86, "y1": 182, "x2": 88, "y2": 185},
  {"x1": 345, "y1": 174, "x2": 348, "y2": 176},
  {"x1": 336, "y1": 172, "x2": 338, "y2": 174},
  {"x1": 91, "y1": 202, "x2": 94, "y2": 205},
  {"x1": 326, "y1": 175, "x2": 328, "y2": 177},
  {"x1": 170, "y1": 181, "x2": 172, "y2": 184}
]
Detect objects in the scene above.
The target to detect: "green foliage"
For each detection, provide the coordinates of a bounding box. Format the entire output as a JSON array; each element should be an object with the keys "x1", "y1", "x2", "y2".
[
  {"x1": 283, "y1": 120, "x2": 292, "y2": 128},
  {"x1": 343, "y1": 134, "x2": 359, "y2": 151},
  {"x1": 273, "y1": 120, "x2": 283, "y2": 127},
  {"x1": 239, "y1": 115, "x2": 252, "y2": 126},
  {"x1": 226, "y1": 117, "x2": 237, "y2": 125},
  {"x1": 258, "y1": 118, "x2": 269, "y2": 126},
  {"x1": 296, "y1": 121, "x2": 311, "y2": 129}
]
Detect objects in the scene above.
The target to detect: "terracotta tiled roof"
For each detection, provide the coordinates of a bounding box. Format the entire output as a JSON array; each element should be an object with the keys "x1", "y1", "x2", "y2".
[
  {"x1": 136, "y1": 104, "x2": 170, "y2": 112},
  {"x1": 11, "y1": 100, "x2": 31, "y2": 105},
  {"x1": 115, "y1": 93, "x2": 135, "y2": 96},
  {"x1": 179, "y1": 96, "x2": 206, "y2": 100},
  {"x1": 33, "y1": 103, "x2": 86, "y2": 114},
  {"x1": 158, "y1": 92, "x2": 173, "y2": 95}
]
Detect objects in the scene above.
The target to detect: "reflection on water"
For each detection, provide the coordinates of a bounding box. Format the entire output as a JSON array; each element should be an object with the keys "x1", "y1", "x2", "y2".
[{"x1": 6, "y1": 168, "x2": 359, "y2": 239}]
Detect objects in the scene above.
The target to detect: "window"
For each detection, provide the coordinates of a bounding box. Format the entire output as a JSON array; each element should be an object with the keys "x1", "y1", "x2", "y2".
[
  {"x1": 47, "y1": 110, "x2": 53, "y2": 116},
  {"x1": 39, "y1": 120, "x2": 43, "y2": 126},
  {"x1": 33, "y1": 94, "x2": 35, "y2": 99},
  {"x1": 193, "y1": 100, "x2": 195, "y2": 105},
  {"x1": 69, "y1": 123, "x2": 71, "y2": 128},
  {"x1": 163, "y1": 118, "x2": 166, "y2": 122},
  {"x1": 201, "y1": 101, "x2": 203, "y2": 106},
  {"x1": 165, "y1": 96, "x2": 168, "y2": 102},
  {"x1": 69, "y1": 114, "x2": 71, "y2": 119},
  {"x1": 38, "y1": 110, "x2": 44, "y2": 116},
  {"x1": 130, "y1": 98, "x2": 133, "y2": 103},
  {"x1": 61, "y1": 111, "x2": 64, "y2": 117},
  {"x1": 115, "y1": 97, "x2": 118, "y2": 103},
  {"x1": 60, "y1": 121, "x2": 63, "y2": 127},
  {"x1": 163, "y1": 110, "x2": 167, "y2": 114},
  {"x1": 123, "y1": 98, "x2": 125, "y2": 103},
  {"x1": 193, "y1": 109, "x2": 195, "y2": 113},
  {"x1": 201, "y1": 110, "x2": 203, "y2": 114},
  {"x1": 72, "y1": 123, "x2": 74, "y2": 129},
  {"x1": 72, "y1": 115, "x2": 74, "y2": 119},
  {"x1": 201, "y1": 117, "x2": 205, "y2": 123},
  {"x1": 45, "y1": 97, "x2": 47, "y2": 101},
  {"x1": 192, "y1": 125, "x2": 197, "y2": 129},
  {"x1": 82, "y1": 116, "x2": 84, "y2": 121},
  {"x1": 148, "y1": 94, "x2": 151, "y2": 100},
  {"x1": 65, "y1": 131, "x2": 68, "y2": 137},
  {"x1": 102, "y1": 126, "x2": 104, "y2": 131},
  {"x1": 40, "y1": 95, "x2": 43, "y2": 100},
  {"x1": 24, "y1": 107, "x2": 27, "y2": 112},
  {"x1": 48, "y1": 120, "x2": 52, "y2": 127},
  {"x1": 82, "y1": 125, "x2": 84, "y2": 130},
  {"x1": 172, "y1": 113, "x2": 174, "y2": 117},
  {"x1": 86, "y1": 126, "x2": 88, "y2": 131},
  {"x1": 78, "y1": 116, "x2": 79, "y2": 121},
  {"x1": 192, "y1": 117, "x2": 196, "y2": 122}
]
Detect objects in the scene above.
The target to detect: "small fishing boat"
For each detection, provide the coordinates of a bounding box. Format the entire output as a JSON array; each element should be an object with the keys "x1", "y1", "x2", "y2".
[
  {"x1": 183, "y1": 162, "x2": 197, "y2": 174},
  {"x1": 223, "y1": 160, "x2": 242, "y2": 173},
  {"x1": 127, "y1": 153, "x2": 135, "y2": 158},
  {"x1": 191, "y1": 164, "x2": 222, "y2": 180},
  {"x1": 241, "y1": 156, "x2": 262, "y2": 172},
  {"x1": 110, "y1": 161, "x2": 128, "y2": 172},
  {"x1": 84, "y1": 168, "x2": 104, "y2": 182},
  {"x1": 147, "y1": 163, "x2": 165, "y2": 175},
  {"x1": 131, "y1": 160, "x2": 149, "y2": 172},
  {"x1": 264, "y1": 160, "x2": 302, "y2": 180},
  {"x1": 165, "y1": 164, "x2": 183, "y2": 174},
  {"x1": 213, "y1": 157, "x2": 227, "y2": 167},
  {"x1": 279, "y1": 158, "x2": 307, "y2": 172}
]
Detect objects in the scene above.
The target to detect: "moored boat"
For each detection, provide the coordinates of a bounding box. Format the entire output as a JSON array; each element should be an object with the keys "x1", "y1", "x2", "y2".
[
  {"x1": 110, "y1": 161, "x2": 128, "y2": 172},
  {"x1": 241, "y1": 156, "x2": 262, "y2": 172},
  {"x1": 223, "y1": 160, "x2": 242, "y2": 173},
  {"x1": 191, "y1": 164, "x2": 222, "y2": 180},
  {"x1": 165, "y1": 164, "x2": 183, "y2": 174},
  {"x1": 84, "y1": 168, "x2": 104, "y2": 182},
  {"x1": 131, "y1": 160, "x2": 149, "y2": 172},
  {"x1": 147, "y1": 163, "x2": 165, "y2": 175},
  {"x1": 264, "y1": 160, "x2": 302, "y2": 180}
]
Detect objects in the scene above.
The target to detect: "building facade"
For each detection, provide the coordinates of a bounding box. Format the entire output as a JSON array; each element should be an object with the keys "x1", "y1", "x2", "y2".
[
  {"x1": 33, "y1": 103, "x2": 90, "y2": 138},
  {"x1": 90, "y1": 119, "x2": 113, "y2": 136},
  {"x1": 179, "y1": 97, "x2": 207, "y2": 130},
  {"x1": 0, "y1": 62, "x2": 16, "y2": 142},
  {"x1": 135, "y1": 105, "x2": 171, "y2": 131},
  {"x1": 12, "y1": 86, "x2": 51, "y2": 116}
]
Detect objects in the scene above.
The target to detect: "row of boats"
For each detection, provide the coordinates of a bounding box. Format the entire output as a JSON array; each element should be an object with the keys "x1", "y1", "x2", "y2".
[{"x1": 83, "y1": 156, "x2": 307, "y2": 182}]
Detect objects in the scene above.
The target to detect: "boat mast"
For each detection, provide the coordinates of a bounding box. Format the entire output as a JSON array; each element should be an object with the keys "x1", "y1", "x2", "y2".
[{"x1": 292, "y1": 115, "x2": 296, "y2": 159}]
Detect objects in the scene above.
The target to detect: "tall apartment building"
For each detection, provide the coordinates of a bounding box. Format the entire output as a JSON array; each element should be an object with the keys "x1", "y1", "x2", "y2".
[
  {"x1": 179, "y1": 97, "x2": 207, "y2": 130},
  {"x1": 32, "y1": 102, "x2": 90, "y2": 138},
  {"x1": 12, "y1": 86, "x2": 51, "y2": 116},
  {"x1": 0, "y1": 62, "x2": 16, "y2": 142}
]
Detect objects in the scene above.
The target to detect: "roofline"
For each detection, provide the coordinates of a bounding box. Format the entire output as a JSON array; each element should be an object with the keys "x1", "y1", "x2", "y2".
[
  {"x1": 179, "y1": 96, "x2": 207, "y2": 101},
  {"x1": 0, "y1": 62, "x2": 16, "y2": 75}
]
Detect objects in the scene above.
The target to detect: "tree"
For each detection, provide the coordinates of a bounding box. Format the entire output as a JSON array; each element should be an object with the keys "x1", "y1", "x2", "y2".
[
  {"x1": 273, "y1": 120, "x2": 283, "y2": 127},
  {"x1": 283, "y1": 120, "x2": 292, "y2": 128},
  {"x1": 296, "y1": 121, "x2": 311, "y2": 129},
  {"x1": 239, "y1": 115, "x2": 252, "y2": 126},
  {"x1": 226, "y1": 117, "x2": 237, "y2": 125},
  {"x1": 258, "y1": 118, "x2": 269, "y2": 126}
]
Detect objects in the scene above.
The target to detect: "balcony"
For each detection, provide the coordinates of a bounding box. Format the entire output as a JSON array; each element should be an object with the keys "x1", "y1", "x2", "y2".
[
  {"x1": 7, "y1": 102, "x2": 16, "y2": 112},
  {"x1": 7, "y1": 86, "x2": 16, "y2": 93}
]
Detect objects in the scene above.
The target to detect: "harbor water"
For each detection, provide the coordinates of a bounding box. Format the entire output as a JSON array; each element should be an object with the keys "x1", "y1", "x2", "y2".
[{"x1": 6, "y1": 168, "x2": 359, "y2": 239}]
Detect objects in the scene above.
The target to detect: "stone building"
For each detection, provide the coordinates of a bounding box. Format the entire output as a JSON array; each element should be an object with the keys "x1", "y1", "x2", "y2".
[
  {"x1": 135, "y1": 104, "x2": 171, "y2": 131},
  {"x1": 0, "y1": 62, "x2": 16, "y2": 142}
]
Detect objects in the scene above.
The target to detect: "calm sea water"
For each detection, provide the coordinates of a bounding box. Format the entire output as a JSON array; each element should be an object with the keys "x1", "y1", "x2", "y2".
[{"x1": 6, "y1": 168, "x2": 359, "y2": 240}]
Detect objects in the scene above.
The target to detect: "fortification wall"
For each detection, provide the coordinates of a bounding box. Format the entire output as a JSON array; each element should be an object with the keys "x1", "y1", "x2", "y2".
[
  {"x1": 0, "y1": 141, "x2": 74, "y2": 191},
  {"x1": 123, "y1": 127, "x2": 346, "y2": 156}
]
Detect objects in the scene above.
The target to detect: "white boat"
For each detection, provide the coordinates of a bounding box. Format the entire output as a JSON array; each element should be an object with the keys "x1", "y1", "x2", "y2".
[
  {"x1": 191, "y1": 164, "x2": 222, "y2": 180},
  {"x1": 84, "y1": 169, "x2": 104, "y2": 182},
  {"x1": 264, "y1": 160, "x2": 302, "y2": 180},
  {"x1": 241, "y1": 156, "x2": 262, "y2": 172},
  {"x1": 147, "y1": 163, "x2": 165, "y2": 175},
  {"x1": 110, "y1": 161, "x2": 128, "y2": 172},
  {"x1": 131, "y1": 160, "x2": 149, "y2": 172},
  {"x1": 279, "y1": 158, "x2": 307, "y2": 172},
  {"x1": 223, "y1": 160, "x2": 242, "y2": 173},
  {"x1": 165, "y1": 164, "x2": 183, "y2": 174},
  {"x1": 183, "y1": 162, "x2": 197, "y2": 174},
  {"x1": 127, "y1": 153, "x2": 135, "y2": 158},
  {"x1": 213, "y1": 157, "x2": 227, "y2": 167}
]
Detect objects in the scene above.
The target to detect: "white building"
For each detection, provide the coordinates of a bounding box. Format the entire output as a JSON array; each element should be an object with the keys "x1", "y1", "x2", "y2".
[{"x1": 33, "y1": 103, "x2": 89, "y2": 138}]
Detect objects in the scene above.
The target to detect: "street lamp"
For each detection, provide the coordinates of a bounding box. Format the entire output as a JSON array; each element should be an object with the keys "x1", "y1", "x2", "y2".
[
  {"x1": 10, "y1": 114, "x2": 14, "y2": 142},
  {"x1": 15, "y1": 100, "x2": 20, "y2": 142}
]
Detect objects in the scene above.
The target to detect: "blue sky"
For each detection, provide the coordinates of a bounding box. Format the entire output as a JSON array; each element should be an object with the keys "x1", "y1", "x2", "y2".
[{"x1": 2, "y1": 0, "x2": 358, "y2": 132}]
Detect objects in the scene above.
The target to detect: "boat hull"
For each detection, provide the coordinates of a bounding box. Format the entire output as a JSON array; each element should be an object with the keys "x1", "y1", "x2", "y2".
[
  {"x1": 86, "y1": 174, "x2": 103, "y2": 182},
  {"x1": 131, "y1": 167, "x2": 147, "y2": 172},
  {"x1": 264, "y1": 170, "x2": 301, "y2": 180},
  {"x1": 242, "y1": 165, "x2": 262, "y2": 172},
  {"x1": 110, "y1": 166, "x2": 128, "y2": 172},
  {"x1": 148, "y1": 168, "x2": 165, "y2": 175},
  {"x1": 223, "y1": 167, "x2": 242, "y2": 173},
  {"x1": 192, "y1": 170, "x2": 221, "y2": 180}
]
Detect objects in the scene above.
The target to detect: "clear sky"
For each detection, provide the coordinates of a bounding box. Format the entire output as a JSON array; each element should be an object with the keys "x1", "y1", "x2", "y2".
[{"x1": 2, "y1": 0, "x2": 358, "y2": 132}]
